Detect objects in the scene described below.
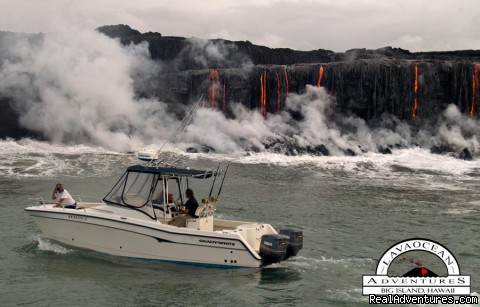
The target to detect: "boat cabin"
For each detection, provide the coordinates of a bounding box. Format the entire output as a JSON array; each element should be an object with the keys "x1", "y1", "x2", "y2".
[{"x1": 103, "y1": 165, "x2": 219, "y2": 228}]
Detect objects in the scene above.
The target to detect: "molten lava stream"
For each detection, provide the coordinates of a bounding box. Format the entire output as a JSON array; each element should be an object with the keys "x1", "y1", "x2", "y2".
[
  {"x1": 470, "y1": 63, "x2": 480, "y2": 118},
  {"x1": 317, "y1": 66, "x2": 324, "y2": 87},
  {"x1": 209, "y1": 68, "x2": 220, "y2": 108},
  {"x1": 258, "y1": 71, "x2": 268, "y2": 117},
  {"x1": 412, "y1": 64, "x2": 419, "y2": 118},
  {"x1": 276, "y1": 71, "x2": 281, "y2": 112}
]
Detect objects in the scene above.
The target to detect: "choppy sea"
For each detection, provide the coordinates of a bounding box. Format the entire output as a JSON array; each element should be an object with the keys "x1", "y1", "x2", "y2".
[{"x1": 0, "y1": 138, "x2": 479, "y2": 306}]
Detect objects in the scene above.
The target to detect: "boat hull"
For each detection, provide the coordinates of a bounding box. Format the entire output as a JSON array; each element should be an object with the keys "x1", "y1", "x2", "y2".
[{"x1": 26, "y1": 207, "x2": 263, "y2": 268}]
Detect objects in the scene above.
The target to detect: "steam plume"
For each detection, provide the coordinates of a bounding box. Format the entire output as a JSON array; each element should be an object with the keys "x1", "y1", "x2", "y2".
[{"x1": 0, "y1": 27, "x2": 175, "y2": 151}]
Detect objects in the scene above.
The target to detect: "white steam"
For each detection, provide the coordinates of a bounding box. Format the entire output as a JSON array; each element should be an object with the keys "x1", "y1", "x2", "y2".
[
  {"x1": 182, "y1": 86, "x2": 381, "y2": 155},
  {"x1": 183, "y1": 104, "x2": 279, "y2": 153},
  {"x1": 0, "y1": 27, "x2": 174, "y2": 151},
  {"x1": 182, "y1": 85, "x2": 480, "y2": 156},
  {"x1": 416, "y1": 104, "x2": 480, "y2": 153}
]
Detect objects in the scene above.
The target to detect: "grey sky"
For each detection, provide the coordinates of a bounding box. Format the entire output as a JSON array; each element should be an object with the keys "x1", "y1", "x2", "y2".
[{"x1": 1, "y1": 0, "x2": 479, "y2": 52}]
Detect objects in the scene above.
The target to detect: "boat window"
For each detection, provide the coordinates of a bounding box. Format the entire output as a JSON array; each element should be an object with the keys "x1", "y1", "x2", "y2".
[
  {"x1": 104, "y1": 172, "x2": 127, "y2": 203},
  {"x1": 151, "y1": 179, "x2": 165, "y2": 204},
  {"x1": 151, "y1": 177, "x2": 182, "y2": 205},
  {"x1": 103, "y1": 171, "x2": 157, "y2": 218},
  {"x1": 122, "y1": 172, "x2": 155, "y2": 207}
]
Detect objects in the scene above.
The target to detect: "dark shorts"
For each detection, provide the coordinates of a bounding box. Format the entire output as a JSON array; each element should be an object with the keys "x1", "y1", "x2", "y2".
[{"x1": 65, "y1": 203, "x2": 77, "y2": 209}]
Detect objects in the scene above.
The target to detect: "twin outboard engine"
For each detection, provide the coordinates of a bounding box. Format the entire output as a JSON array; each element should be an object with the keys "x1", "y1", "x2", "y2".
[
  {"x1": 280, "y1": 228, "x2": 303, "y2": 259},
  {"x1": 259, "y1": 228, "x2": 303, "y2": 265},
  {"x1": 259, "y1": 234, "x2": 289, "y2": 265}
]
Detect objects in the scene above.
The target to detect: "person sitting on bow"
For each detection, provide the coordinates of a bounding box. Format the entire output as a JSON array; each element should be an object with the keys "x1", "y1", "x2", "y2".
[{"x1": 52, "y1": 183, "x2": 76, "y2": 209}]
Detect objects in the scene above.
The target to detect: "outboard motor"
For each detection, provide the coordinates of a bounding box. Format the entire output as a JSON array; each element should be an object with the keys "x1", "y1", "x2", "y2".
[
  {"x1": 279, "y1": 228, "x2": 303, "y2": 259},
  {"x1": 259, "y1": 234, "x2": 289, "y2": 265}
]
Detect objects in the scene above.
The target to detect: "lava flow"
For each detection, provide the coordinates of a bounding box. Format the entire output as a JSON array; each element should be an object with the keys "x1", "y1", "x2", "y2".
[
  {"x1": 470, "y1": 63, "x2": 480, "y2": 118},
  {"x1": 260, "y1": 71, "x2": 267, "y2": 117},
  {"x1": 317, "y1": 66, "x2": 324, "y2": 87},
  {"x1": 209, "y1": 69, "x2": 220, "y2": 107},
  {"x1": 412, "y1": 64, "x2": 419, "y2": 118},
  {"x1": 276, "y1": 71, "x2": 281, "y2": 112}
]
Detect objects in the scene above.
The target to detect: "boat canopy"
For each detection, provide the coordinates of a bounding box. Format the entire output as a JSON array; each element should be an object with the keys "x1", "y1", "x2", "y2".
[
  {"x1": 103, "y1": 165, "x2": 215, "y2": 219},
  {"x1": 125, "y1": 165, "x2": 215, "y2": 178}
]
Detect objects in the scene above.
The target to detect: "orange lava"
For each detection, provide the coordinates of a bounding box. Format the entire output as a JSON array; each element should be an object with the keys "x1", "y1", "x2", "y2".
[
  {"x1": 260, "y1": 71, "x2": 267, "y2": 117},
  {"x1": 317, "y1": 66, "x2": 324, "y2": 87},
  {"x1": 209, "y1": 69, "x2": 220, "y2": 107},
  {"x1": 412, "y1": 64, "x2": 419, "y2": 118},
  {"x1": 276, "y1": 71, "x2": 281, "y2": 112},
  {"x1": 470, "y1": 64, "x2": 480, "y2": 118}
]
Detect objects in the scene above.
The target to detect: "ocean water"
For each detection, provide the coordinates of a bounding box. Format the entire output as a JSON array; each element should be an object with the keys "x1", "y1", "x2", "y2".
[{"x1": 0, "y1": 139, "x2": 479, "y2": 306}]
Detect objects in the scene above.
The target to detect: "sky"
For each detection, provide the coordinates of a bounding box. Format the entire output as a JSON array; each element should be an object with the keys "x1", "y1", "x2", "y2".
[{"x1": 1, "y1": 0, "x2": 479, "y2": 52}]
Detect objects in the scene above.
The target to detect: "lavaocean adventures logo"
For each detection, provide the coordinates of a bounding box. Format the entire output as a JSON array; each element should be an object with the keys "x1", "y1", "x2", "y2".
[{"x1": 363, "y1": 238, "x2": 471, "y2": 296}]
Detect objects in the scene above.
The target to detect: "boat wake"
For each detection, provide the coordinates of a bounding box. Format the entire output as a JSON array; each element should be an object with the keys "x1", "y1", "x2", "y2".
[
  {"x1": 35, "y1": 236, "x2": 73, "y2": 254},
  {"x1": 270, "y1": 255, "x2": 376, "y2": 271},
  {"x1": 17, "y1": 235, "x2": 74, "y2": 255}
]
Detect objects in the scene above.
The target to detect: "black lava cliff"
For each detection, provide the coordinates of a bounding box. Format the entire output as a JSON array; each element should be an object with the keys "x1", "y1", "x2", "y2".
[{"x1": 97, "y1": 25, "x2": 480, "y2": 121}]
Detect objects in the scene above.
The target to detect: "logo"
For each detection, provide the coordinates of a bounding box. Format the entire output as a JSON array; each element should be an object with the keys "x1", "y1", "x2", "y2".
[{"x1": 363, "y1": 238, "x2": 471, "y2": 296}]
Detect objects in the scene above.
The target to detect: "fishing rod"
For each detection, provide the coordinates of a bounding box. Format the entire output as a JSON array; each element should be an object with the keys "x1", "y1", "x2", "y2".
[
  {"x1": 216, "y1": 162, "x2": 231, "y2": 198},
  {"x1": 147, "y1": 95, "x2": 203, "y2": 167},
  {"x1": 167, "y1": 99, "x2": 201, "y2": 160},
  {"x1": 208, "y1": 163, "x2": 222, "y2": 197}
]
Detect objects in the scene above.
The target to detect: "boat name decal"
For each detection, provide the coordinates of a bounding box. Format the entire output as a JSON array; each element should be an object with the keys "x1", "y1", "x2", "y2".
[
  {"x1": 199, "y1": 239, "x2": 235, "y2": 246},
  {"x1": 68, "y1": 215, "x2": 87, "y2": 221}
]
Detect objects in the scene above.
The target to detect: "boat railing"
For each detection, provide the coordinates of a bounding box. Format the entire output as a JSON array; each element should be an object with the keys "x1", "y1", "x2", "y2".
[
  {"x1": 73, "y1": 195, "x2": 104, "y2": 204},
  {"x1": 36, "y1": 197, "x2": 55, "y2": 207}
]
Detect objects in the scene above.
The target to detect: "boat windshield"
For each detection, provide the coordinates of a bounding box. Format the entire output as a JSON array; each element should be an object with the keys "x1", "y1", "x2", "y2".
[{"x1": 103, "y1": 171, "x2": 157, "y2": 218}]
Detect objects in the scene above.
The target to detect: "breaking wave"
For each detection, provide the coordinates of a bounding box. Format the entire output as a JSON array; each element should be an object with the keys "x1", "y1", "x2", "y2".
[{"x1": 0, "y1": 138, "x2": 134, "y2": 178}]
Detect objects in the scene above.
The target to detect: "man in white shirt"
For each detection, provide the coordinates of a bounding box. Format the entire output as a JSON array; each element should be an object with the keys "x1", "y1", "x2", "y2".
[{"x1": 52, "y1": 183, "x2": 76, "y2": 209}]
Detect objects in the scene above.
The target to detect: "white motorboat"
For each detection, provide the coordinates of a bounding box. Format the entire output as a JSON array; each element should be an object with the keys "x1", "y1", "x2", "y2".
[
  {"x1": 136, "y1": 149, "x2": 158, "y2": 162},
  {"x1": 25, "y1": 164, "x2": 303, "y2": 268}
]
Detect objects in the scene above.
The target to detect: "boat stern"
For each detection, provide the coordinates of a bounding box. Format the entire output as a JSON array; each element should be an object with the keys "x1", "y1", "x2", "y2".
[{"x1": 224, "y1": 222, "x2": 304, "y2": 266}]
